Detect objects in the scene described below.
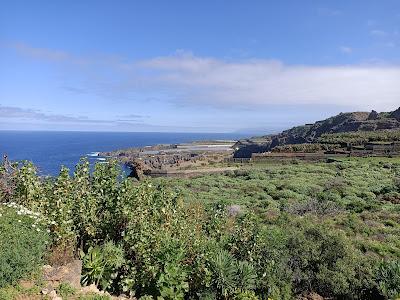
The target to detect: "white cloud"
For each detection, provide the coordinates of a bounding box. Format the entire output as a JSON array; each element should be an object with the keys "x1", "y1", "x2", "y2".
[
  {"x1": 137, "y1": 53, "x2": 400, "y2": 111},
  {"x1": 317, "y1": 8, "x2": 343, "y2": 17},
  {"x1": 7, "y1": 44, "x2": 400, "y2": 112},
  {"x1": 369, "y1": 29, "x2": 398, "y2": 49},
  {"x1": 0, "y1": 105, "x2": 145, "y2": 125},
  {"x1": 370, "y1": 29, "x2": 388, "y2": 37},
  {"x1": 339, "y1": 46, "x2": 352, "y2": 54}
]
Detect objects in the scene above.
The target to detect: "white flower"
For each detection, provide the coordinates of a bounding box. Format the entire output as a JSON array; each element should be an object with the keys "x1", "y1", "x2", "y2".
[
  {"x1": 32, "y1": 224, "x2": 36, "y2": 228},
  {"x1": 18, "y1": 220, "x2": 22, "y2": 223}
]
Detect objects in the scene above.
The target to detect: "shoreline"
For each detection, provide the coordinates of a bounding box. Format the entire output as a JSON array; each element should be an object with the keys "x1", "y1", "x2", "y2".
[{"x1": 99, "y1": 140, "x2": 237, "y2": 179}]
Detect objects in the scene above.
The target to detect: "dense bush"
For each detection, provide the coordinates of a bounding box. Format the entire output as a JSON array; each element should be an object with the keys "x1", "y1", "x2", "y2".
[
  {"x1": 375, "y1": 260, "x2": 400, "y2": 299},
  {"x1": 0, "y1": 202, "x2": 49, "y2": 287},
  {"x1": 271, "y1": 143, "x2": 340, "y2": 153},
  {"x1": 318, "y1": 130, "x2": 400, "y2": 145},
  {"x1": 1, "y1": 157, "x2": 400, "y2": 299}
]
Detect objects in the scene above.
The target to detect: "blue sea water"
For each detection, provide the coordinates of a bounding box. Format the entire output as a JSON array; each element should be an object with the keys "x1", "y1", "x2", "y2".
[{"x1": 0, "y1": 131, "x2": 245, "y2": 176}]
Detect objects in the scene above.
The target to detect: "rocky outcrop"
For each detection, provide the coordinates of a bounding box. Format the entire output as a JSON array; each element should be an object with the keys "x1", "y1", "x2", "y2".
[
  {"x1": 233, "y1": 139, "x2": 273, "y2": 158},
  {"x1": 104, "y1": 141, "x2": 235, "y2": 179},
  {"x1": 127, "y1": 159, "x2": 151, "y2": 180},
  {"x1": 368, "y1": 110, "x2": 379, "y2": 120},
  {"x1": 227, "y1": 204, "x2": 242, "y2": 217},
  {"x1": 390, "y1": 107, "x2": 400, "y2": 121},
  {"x1": 126, "y1": 153, "x2": 206, "y2": 179},
  {"x1": 234, "y1": 108, "x2": 400, "y2": 158},
  {"x1": 41, "y1": 260, "x2": 134, "y2": 299},
  {"x1": 42, "y1": 260, "x2": 82, "y2": 290}
]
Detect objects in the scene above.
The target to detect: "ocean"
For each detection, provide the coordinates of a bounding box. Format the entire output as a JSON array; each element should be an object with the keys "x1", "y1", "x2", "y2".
[{"x1": 0, "y1": 131, "x2": 246, "y2": 176}]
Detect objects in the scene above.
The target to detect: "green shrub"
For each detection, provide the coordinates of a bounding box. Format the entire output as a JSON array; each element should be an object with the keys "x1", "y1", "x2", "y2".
[
  {"x1": 154, "y1": 238, "x2": 189, "y2": 300},
  {"x1": 234, "y1": 290, "x2": 259, "y2": 299},
  {"x1": 318, "y1": 130, "x2": 400, "y2": 145},
  {"x1": 81, "y1": 241, "x2": 125, "y2": 291},
  {"x1": 286, "y1": 223, "x2": 361, "y2": 297},
  {"x1": 2, "y1": 157, "x2": 400, "y2": 299},
  {"x1": 139, "y1": 296, "x2": 154, "y2": 300},
  {"x1": 0, "y1": 160, "x2": 18, "y2": 202},
  {"x1": 0, "y1": 286, "x2": 19, "y2": 300},
  {"x1": 375, "y1": 260, "x2": 400, "y2": 299},
  {"x1": 78, "y1": 293, "x2": 111, "y2": 300},
  {"x1": 12, "y1": 161, "x2": 44, "y2": 207},
  {"x1": 57, "y1": 282, "x2": 76, "y2": 298},
  {"x1": 0, "y1": 203, "x2": 49, "y2": 288},
  {"x1": 235, "y1": 261, "x2": 257, "y2": 292},
  {"x1": 157, "y1": 262, "x2": 189, "y2": 300}
]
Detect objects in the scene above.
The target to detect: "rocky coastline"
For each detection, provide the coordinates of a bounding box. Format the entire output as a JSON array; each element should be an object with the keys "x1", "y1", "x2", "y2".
[
  {"x1": 100, "y1": 141, "x2": 236, "y2": 179},
  {"x1": 101, "y1": 107, "x2": 400, "y2": 179}
]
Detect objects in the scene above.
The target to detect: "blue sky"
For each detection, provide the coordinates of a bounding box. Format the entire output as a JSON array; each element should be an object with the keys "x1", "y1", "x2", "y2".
[{"x1": 1, "y1": 0, "x2": 399, "y2": 133}]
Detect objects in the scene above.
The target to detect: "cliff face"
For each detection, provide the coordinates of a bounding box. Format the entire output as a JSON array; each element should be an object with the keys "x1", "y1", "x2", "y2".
[
  {"x1": 390, "y1": 107, "x2": 400, "y2": 120},
  {"x1": 234, "y1": 107, "x2": 400, "y2": 158}
]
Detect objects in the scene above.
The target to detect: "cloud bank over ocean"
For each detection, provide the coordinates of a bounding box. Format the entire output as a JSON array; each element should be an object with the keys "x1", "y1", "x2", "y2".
[
  {"x1": 8, "y1": 43, "x2": 400, "y2": 112},
  {"x1": 138, "y1": 52, "x2": 400, "y2": 110}
]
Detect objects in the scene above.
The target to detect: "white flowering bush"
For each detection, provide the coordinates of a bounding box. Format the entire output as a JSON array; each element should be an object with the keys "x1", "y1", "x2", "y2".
[
  {"x1": 42, "y1": 166, "x2": 76, "y2": 245},
  {"x1": 0, "y1": 202, "x2": 49, "y2": 287},
  {"x1": 12, "y1": 162, "x2": 43, "y2": 207}
]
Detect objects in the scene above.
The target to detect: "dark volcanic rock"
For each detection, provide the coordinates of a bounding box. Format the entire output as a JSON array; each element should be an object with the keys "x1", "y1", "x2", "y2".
[
  {"x1": 127, "y1": 159, "x2": 151, "y2": 180},
  {"x1": 234, "y1": 108, "x2": 400, "y2": 158},
  {"x1": 368, "y1": 110, "x2": 379, "y2": 120},
  {"x1": 390, "y1": 107, "x2": 400, "y2": 121},
  {"x1": 233, "y1": 139, "x2": 272, "y2": 158}
]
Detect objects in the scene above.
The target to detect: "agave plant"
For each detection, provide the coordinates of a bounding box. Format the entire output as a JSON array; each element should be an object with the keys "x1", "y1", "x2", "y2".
[
  {"x1": 210, "y1": 250, "x2": 236, "y2": 299},
  {"x1": 81, "y1": 241, "x2": 125, "y2": 291},
  {"x1": 235, "y1": 261, "x2": 257, "y2": 292}
]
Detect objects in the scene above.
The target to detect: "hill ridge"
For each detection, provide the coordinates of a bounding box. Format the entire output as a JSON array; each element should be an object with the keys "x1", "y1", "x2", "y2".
[{"x1": 234, "y1": 107, "x2": 400, "y2": 158}]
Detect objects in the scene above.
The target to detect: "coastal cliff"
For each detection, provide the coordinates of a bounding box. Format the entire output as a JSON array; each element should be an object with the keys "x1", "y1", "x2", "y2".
[{"x1": 100, "y1": 141, "x2": 236, "y2": 179}]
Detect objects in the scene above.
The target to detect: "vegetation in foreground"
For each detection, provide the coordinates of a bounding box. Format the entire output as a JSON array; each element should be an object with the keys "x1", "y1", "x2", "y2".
[{"x1": 1, "y1": 157, "x2": 400, "y2": 299}]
